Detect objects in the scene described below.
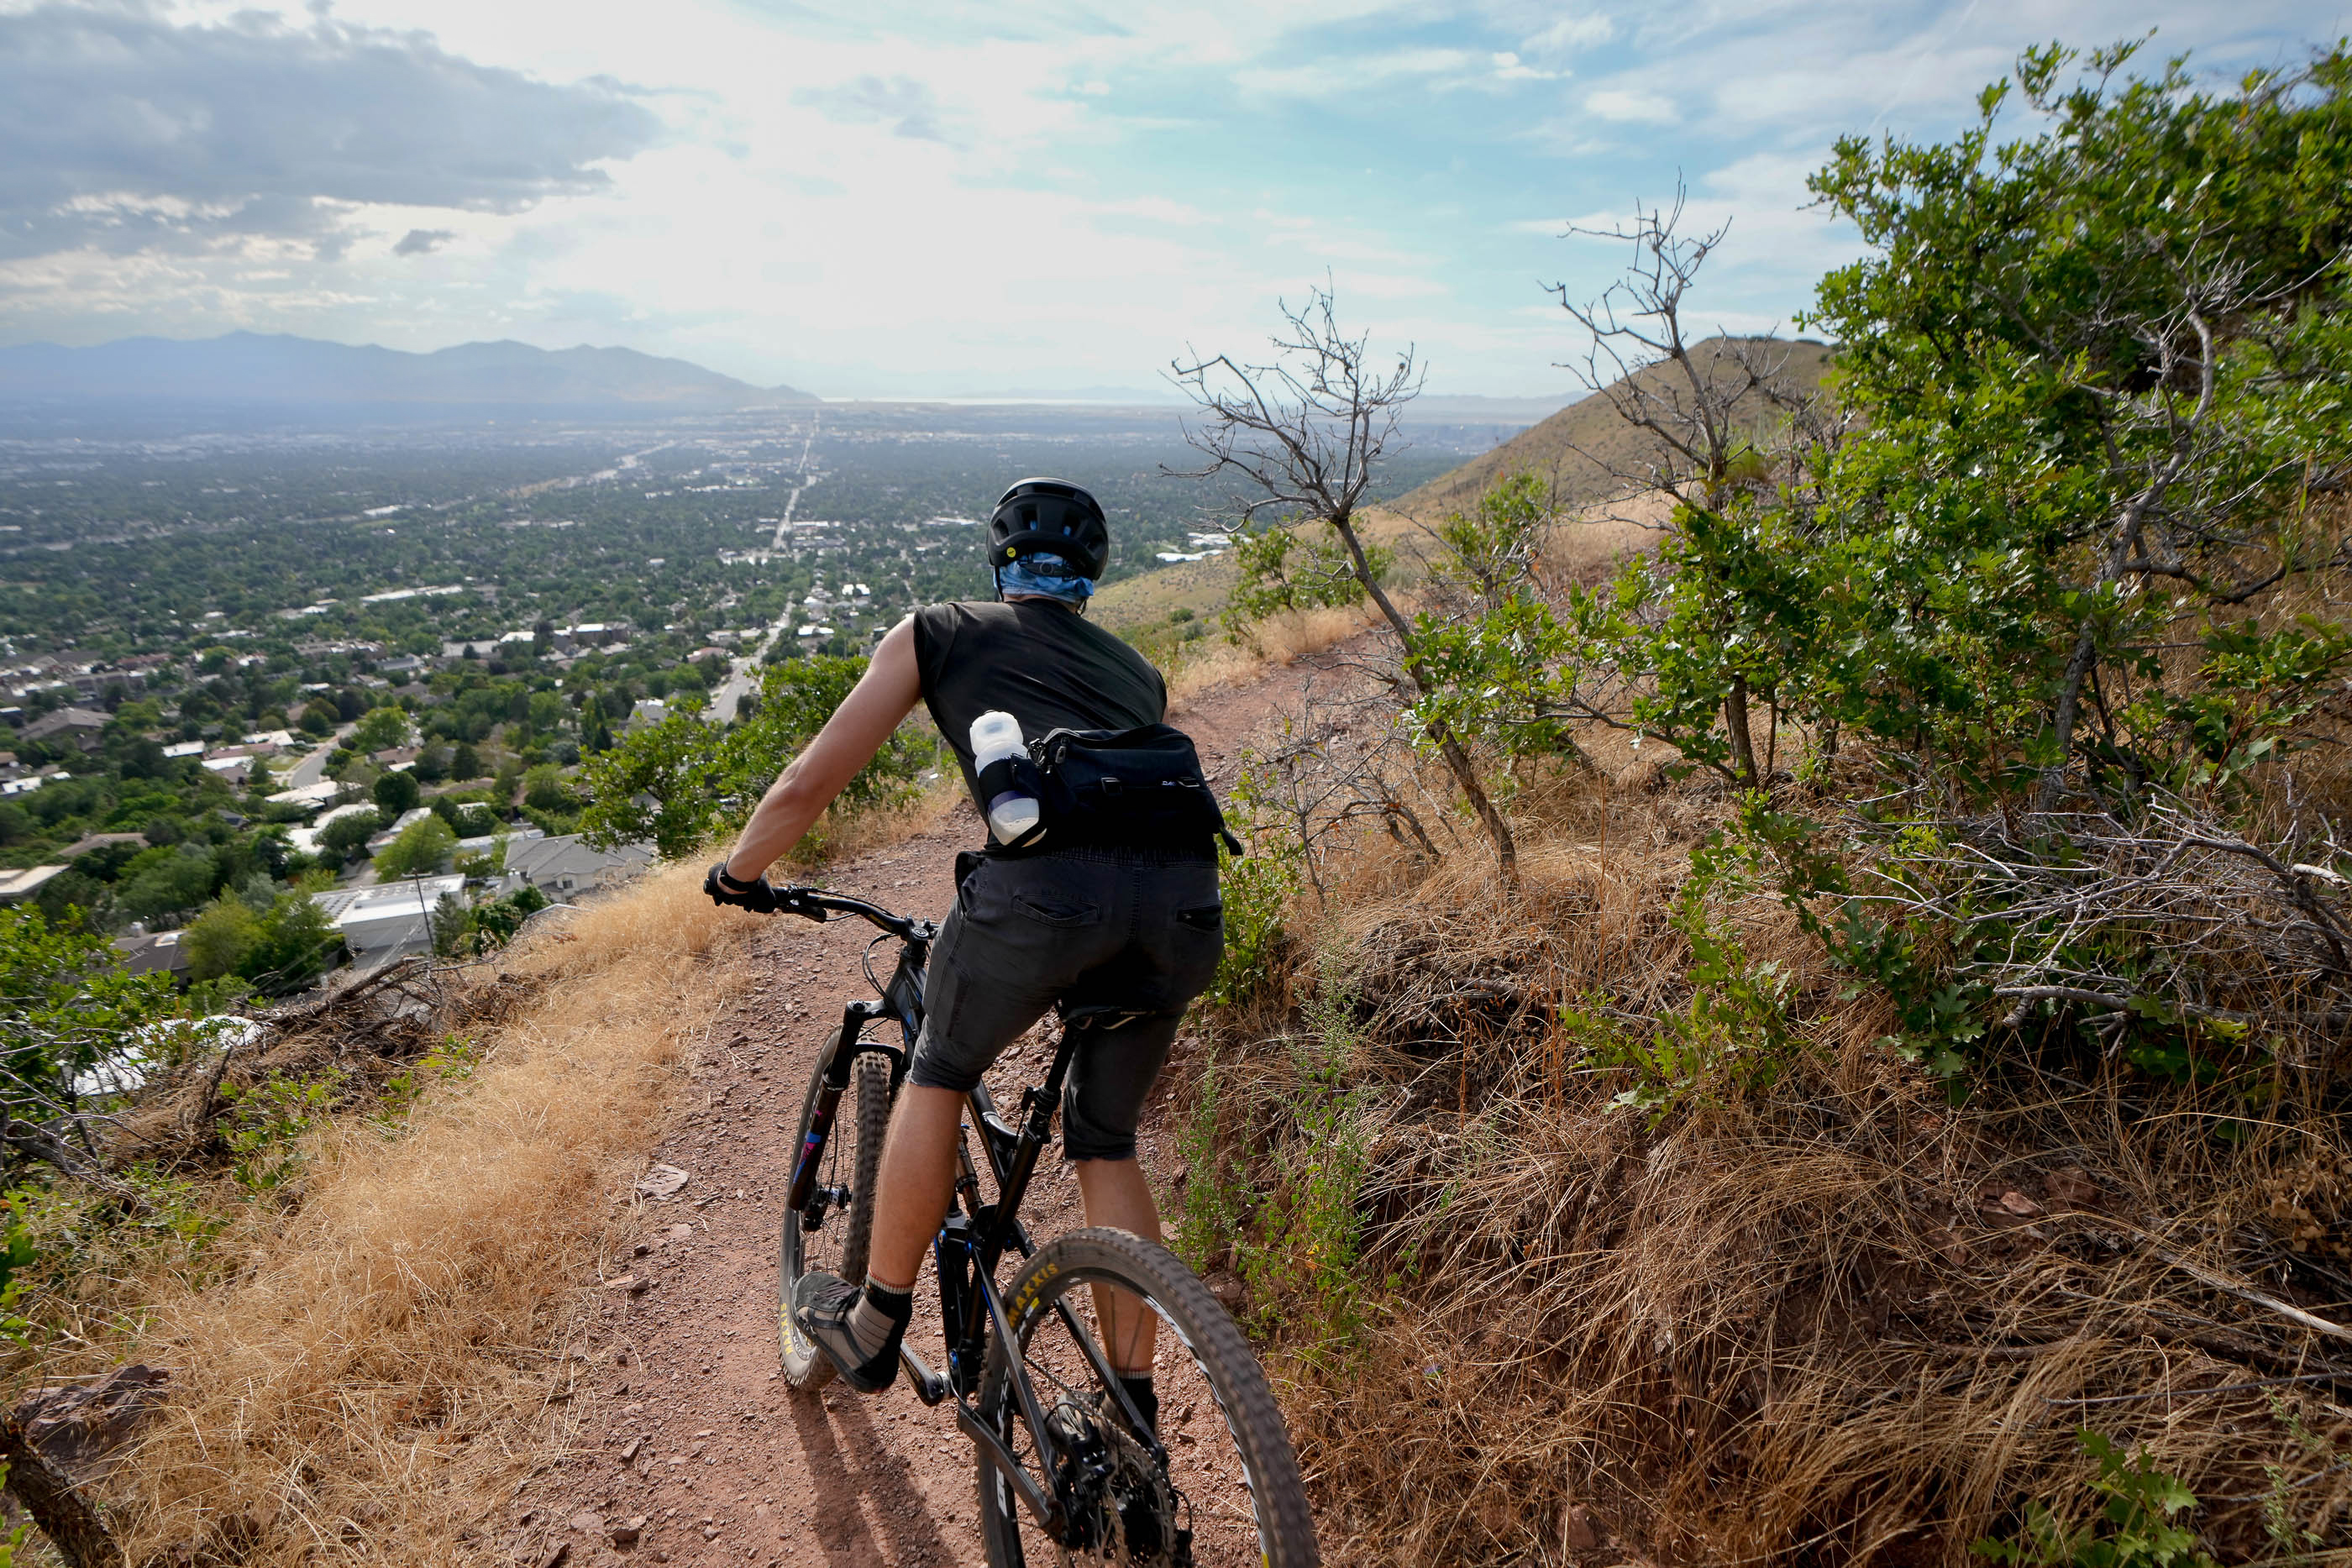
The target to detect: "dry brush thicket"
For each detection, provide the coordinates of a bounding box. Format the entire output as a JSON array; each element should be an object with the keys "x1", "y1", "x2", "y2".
[
  {"x1": 1, "y1": 864, "x2": 762, "y2": 1565},
  {"x1": 1179, "y1": 723, "x2": 2352, "y2": 1567},
  {"x1": 1168, "y1": 48, "x2": 2352, "y2": 1564}
]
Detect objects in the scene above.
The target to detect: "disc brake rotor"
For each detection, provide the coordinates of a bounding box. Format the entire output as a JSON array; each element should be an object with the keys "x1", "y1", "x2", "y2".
[{"x1": 1041, "y1": 1394, "x2": 1192, "y2": 1567}]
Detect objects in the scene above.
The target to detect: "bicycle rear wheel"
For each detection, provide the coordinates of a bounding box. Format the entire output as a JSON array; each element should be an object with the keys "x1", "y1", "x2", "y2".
[
  {"x1": 975, "y1": 1226, "x2": 1318, "y2": 1567},
  {"x1": 777, "y1": 1046, "x2": 892, "y2": 1389}
]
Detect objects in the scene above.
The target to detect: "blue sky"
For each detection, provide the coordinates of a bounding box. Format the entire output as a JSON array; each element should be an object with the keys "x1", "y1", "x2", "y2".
[{"x1": 1, "y1": 0, "x2": 2344, "y2": 396}]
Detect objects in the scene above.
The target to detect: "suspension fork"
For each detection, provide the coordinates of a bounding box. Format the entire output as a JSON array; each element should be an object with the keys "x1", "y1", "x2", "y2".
[{"x1": 785, "y1": 998, "x2": 885, "y2": 1210}]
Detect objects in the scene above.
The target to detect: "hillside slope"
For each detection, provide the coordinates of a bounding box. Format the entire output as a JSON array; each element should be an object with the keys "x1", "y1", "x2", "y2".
[{"x1": 1393, "y1": 336, "x2": 1834, "y2": 518}]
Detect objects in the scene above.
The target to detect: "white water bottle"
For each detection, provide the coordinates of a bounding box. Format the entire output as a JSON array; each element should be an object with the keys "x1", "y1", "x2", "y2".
[{"x1": 969, "y1": 710, "x2": 1042, "y2": 845}]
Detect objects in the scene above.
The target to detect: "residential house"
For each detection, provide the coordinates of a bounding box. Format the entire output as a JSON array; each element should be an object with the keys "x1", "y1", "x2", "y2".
[
  {"x1": 0, "y1": 769, "x2": 67, "y2": 798},
  {"x1": 265, "y1": 781, "x2": 341, "y2": 813},
  {"x1": 61, "y1": 831, "x2": 145, "y2": 860},
  {"x1": 309, "y1": 874, "x2": 466, "y2": 966},
  {"x1": 21, "y1": 707, "x2": 109, "y2": 753},
  {"x1": 113, "y1": 929, "x2": 191, "y2": 981},
  {"x1": 550, "y1": 621, "x2": 633, "y2": 653},
  {"x1": 0, "y1": 866, "x2": 66, "y2": 904},
  {"x1": 65, "y1": 670, "x2": 134, "y2": 700},
  {"x1": 501, "y1": 834, "x2": 653, "y2": 900}
]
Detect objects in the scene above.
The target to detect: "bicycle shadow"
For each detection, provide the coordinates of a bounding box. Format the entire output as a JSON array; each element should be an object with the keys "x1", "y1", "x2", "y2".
[{"x1": 785, "y1": 1388, "x2": 970, "y2": 1565}]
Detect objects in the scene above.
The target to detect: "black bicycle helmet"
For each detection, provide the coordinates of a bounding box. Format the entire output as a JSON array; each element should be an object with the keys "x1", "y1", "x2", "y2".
[{"x1": 987, "y1": 478, "x2": 1110, "y2": 581}]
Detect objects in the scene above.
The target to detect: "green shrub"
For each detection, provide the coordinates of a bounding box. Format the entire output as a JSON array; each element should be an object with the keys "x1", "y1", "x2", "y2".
[
  {"x1": 0, "y1": 908, "x2": 181, "y2": 1144},
  {"x1": 1175, "y1": 956, "x2": 1373, "y2": 1366},
  {"x1": 1567, "y1": 821, "x2": 1803, "y2": 1120},
  {"x1": 1976, "y1": 1431, "x2": 2216, "y2": 1568},
  {"x1": 223, "y1": 1071, "x2": 336, "y2": 1193}
]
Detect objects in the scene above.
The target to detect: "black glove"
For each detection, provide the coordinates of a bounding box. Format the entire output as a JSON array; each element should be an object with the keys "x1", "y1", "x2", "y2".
[{"x1": 705, "y1": 863, "x2": 779, "y2": 913}]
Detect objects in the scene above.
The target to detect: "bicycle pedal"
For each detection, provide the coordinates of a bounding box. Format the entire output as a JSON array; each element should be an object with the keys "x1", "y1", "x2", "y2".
[{"x1": 899, "y1": 1344, "x2": 951, "y2": 1406}]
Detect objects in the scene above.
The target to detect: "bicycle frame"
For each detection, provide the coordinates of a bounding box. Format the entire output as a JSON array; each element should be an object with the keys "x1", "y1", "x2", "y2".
[{"x1": 773, "y1": 888, "x2": 1162, "y2": 1540}]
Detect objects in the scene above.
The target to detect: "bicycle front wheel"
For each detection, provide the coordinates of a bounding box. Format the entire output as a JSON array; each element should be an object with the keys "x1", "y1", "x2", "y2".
[
  {"x1": 975, "y1": 1226, "x2": 1318, "y2": 1567},
  {"x1": 777, "y1": 1045, "x2": 892, "y2": 1389}
]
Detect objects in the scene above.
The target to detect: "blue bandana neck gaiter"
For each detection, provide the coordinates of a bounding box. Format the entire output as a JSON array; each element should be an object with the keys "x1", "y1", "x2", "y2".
[{"x1": 997, "y1": 552, "x2": 1095, "y2": 604}]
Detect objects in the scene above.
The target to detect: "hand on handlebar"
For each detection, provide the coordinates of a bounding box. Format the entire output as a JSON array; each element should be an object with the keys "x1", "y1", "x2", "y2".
[{"x1": 705, "y1": 862, "x2": 780, "y2": 914}]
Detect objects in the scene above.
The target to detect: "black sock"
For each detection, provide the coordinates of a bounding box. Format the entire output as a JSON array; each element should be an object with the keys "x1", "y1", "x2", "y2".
[
  {"x1": 1117, "y1": 1373, "x2": 1158, "y2": 1432},
  {"x1": 846, "y1": 1278, "x2": 912, "y2": 1363}
]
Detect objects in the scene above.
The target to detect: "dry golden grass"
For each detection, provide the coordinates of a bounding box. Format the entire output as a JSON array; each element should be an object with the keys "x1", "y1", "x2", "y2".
[
  {"x1": 1167, "y1": 605, "x2": 1376, "y2": 713},
  {"x1": 1188, "y1": 746, "x2": 2352, "y2": 1566},
  {"x1": 59, "y1": 863, "x2": 764, "y2": 1565},
  {"x1": 780, "y1": 773, "x2": 963, "y2": 868}
]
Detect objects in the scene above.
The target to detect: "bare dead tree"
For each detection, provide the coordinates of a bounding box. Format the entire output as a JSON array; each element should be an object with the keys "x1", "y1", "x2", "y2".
[
  {"x1": 1547, "y1": 186, "x2": 1830, "y2": 785},
  {"x1": 1171, "y1": 287, "x2": 1521, "y2": 884},
  {"x1": 1244, "y1": 680, "x2": 1453, "y2": 899}
]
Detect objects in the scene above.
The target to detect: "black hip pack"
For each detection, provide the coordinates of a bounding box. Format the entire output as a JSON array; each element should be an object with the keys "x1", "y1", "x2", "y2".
[{"x1": 975, "y1": 723, "x2": 1242, "y2": 857}]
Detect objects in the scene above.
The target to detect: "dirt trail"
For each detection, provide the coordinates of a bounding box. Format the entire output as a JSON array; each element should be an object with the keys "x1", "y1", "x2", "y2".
[{"x1": 506, "y1": 653, "x2": 1323, "y2": 1568}]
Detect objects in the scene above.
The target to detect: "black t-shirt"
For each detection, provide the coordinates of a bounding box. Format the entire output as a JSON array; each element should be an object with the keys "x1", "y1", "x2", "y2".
[{"x1": 911, "y1": 600, "x2": 1167, "y2": 812}]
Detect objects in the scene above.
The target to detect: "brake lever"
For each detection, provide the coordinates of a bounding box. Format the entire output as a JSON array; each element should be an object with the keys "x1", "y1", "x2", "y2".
[{"x1": 773, "y1": 884, "x2": 828, "y2": 923}]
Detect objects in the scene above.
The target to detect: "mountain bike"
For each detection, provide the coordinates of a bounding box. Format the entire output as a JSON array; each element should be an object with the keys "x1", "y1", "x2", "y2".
[{"x1": 761, "y1": 884, "x2": 1319, "y2": 1567}]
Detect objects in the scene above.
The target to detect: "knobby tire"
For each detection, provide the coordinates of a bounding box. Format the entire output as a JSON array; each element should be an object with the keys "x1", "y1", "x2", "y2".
[
  {"x1": 975, "y1": 1226, "x2": 1319, "y2": 1568},
  {"x1": 778, "y1": 1047, "x2": 892, "y2": 1389}
]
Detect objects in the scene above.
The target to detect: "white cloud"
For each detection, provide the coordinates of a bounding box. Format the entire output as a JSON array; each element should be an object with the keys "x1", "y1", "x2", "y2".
[
  {"x1": 0, "y1": 0, "x2": 2336, "y2": 397},
  {"x1": 1520, "y1": 13, "x2": 1615, "y2": 58},
  {"x1": 1098, "y1": 197, "x2": 1217, "y2": 228},
  {"x1": 1583, "y1": 87, "x2": 1680, "y2": 123},
  {"x1": 1235, "y1": 47, "x2": 1482, "y2": 100}
]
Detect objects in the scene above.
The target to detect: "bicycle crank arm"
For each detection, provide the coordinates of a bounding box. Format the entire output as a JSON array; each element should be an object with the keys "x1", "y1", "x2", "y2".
[
  {"x1": 899, "y1": 1343, "x2": 951, "y2": 1406},
  {"x1": 954, "y1": 1403, "x2": 1065, "y2": 1539}
]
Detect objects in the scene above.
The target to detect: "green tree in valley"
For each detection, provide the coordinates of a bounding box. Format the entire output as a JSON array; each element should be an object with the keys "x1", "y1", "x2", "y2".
[
  {"x1": 371, "y1": 769, "x2": 421, "y2": 815},
  {"x1": 184, "y1": 898, "x2": 262, "y2": 981},
  {"x1": 373, "y1": 815, "x2": 457, "y2": 879},
  {"x1": 577, "y1": 656, "x2": 931, "y2": 859},
  {"x1": 318, "y1": 810, "x2": 382, "y2": 865},
  {"x1": 575, "y1": 712, "x2": 720, "y2": 858},
  {"x1": 349, "y1": 705, "x2": 412, "y2": 753}
]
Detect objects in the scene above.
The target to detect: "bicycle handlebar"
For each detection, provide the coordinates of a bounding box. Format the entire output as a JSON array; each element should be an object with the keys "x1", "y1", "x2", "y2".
[{"x1": 769, "y1": 884, "x2": 932, "y2": 942}]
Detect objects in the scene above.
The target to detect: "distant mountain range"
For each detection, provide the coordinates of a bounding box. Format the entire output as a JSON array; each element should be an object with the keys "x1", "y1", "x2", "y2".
[
  {"x1": 0, "y1": 332, "x2": 820, "y2": 410},
  {"x1": 887, "y1": 387, "x2": 1579, "y2": 422}
]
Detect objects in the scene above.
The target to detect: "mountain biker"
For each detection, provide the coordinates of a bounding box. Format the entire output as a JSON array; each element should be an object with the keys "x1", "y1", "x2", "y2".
[{"x1": 705, "y1": 478, "x2": 1223, "y2": 1433}]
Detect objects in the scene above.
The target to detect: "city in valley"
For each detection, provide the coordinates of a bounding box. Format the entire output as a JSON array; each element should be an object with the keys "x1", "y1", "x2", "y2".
[{"x1": 0, "y1": 391, "x2": 1518, "y2": 989}]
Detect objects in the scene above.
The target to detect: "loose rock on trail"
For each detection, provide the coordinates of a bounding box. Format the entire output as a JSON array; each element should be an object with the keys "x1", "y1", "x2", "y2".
[{"x1": 507, "y1": 653, "x2": 1317, "y2": 1568}]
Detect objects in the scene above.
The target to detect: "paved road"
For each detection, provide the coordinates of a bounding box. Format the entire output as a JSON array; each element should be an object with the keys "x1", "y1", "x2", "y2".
[
  {"x1": 708, "y1": 624, "x2": 785, "y2": 726},
  {"x1": 279, "y1": 721, "x2": 358, "y2": 789}
]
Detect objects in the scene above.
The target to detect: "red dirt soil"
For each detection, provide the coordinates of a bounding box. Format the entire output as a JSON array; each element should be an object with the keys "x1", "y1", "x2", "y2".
[{"x1": 504, "y1": 653, "x2": 1327, "y2": 1568}]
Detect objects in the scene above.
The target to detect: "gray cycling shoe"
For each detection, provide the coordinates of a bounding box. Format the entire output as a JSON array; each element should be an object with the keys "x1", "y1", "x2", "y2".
[{"x1": 792, "y1": 1272, "x2": 901, "y2": 1393}]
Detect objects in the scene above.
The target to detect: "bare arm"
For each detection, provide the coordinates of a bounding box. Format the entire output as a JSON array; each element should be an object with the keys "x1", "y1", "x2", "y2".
[{"x1": 722, "y1": 616, "x2": 923, "y2": 881}]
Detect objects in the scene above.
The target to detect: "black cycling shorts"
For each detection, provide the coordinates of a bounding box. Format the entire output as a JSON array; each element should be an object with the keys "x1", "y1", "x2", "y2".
[{"x1": 910, "y1": 846, "x2": 1223, "y2": 1161}]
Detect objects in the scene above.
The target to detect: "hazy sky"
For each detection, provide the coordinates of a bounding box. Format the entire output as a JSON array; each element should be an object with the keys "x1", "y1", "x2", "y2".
[{"x1": 1, "y1": 1, "x2": 2343, "y2": 396}]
